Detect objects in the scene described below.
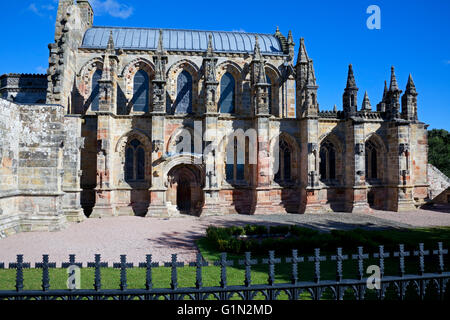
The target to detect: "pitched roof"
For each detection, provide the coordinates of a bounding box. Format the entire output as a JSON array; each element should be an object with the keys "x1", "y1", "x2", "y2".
[{"x1": 81, "y1": 26, "x2": 285, "y2": 55}]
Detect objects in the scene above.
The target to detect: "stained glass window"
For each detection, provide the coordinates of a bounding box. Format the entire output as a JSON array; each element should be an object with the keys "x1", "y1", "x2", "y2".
[
  {"x1": 133, "y1": 70, "x2": 149, "y2": 112},
  {"x1": 125, "y1": 139, "x2": 145, "y2": 182},
  {"x1": 174, "y1": 71, "x2": 193, "y2": 114},
  {"x1": 91, "y1": 69, "x2": 102, "y2": 111},
  {"x1": 320, "y1": 141, "x2": 336, "y2": 182},
  {"x1": 219, "y1": 72, "x2": 235, "y2": 114},
  {"x1": 267, "y1": 75, "x2": 272, "y2": 115}
]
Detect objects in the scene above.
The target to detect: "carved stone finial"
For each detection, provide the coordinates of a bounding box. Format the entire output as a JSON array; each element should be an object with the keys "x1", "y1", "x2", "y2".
[
  {"x1": 406, "y1": 73, "x2": 417, "y2": 94},
  {"x1": 389, "y1": 66, "x2": 400, "y2": 92},
  {"x1": 206, "y1": 34, "x2": 214, "y2": 56},
  {"x1": 156, "y1": 29, "x2": 166, "y2": 54},
  {"x1": 362, "y1": 91, "x2": 372, "y2": 111},
  {"x1": 253, "y1": 35, "x2": 262, "y2": 61},
  {"x1": 346, "y1": 64, "x2": 357, "y2": 88},
  {"x1": 297, "y1": 37, "x2": 309, "y2": 64}
]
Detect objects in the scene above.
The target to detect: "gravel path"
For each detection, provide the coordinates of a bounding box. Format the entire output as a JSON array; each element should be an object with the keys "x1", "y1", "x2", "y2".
[{"x1": 0, "y1": 206, "x2": 449, "y2": 265}]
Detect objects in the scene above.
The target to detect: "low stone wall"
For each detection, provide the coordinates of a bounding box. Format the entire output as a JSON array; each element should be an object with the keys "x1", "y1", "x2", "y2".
[
  {"x1": 428, "y1": 164, "x2": 450, "y2": 203},
  {"x1": 0, "y1": 98, "x2": 69, "y2": 236}
]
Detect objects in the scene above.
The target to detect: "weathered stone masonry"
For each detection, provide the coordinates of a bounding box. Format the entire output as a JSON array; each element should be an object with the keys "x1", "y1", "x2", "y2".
[{"x1": 0, "y1": 0, "x2": 437, "y2": 236}]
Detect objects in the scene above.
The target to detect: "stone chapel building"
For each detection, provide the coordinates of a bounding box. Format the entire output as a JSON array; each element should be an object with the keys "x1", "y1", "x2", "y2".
[{"x1": 0, "y1": 0, "x2": 429, "y2": 236}]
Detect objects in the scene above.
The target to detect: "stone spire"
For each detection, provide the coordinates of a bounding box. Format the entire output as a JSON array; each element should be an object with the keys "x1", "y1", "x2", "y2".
[
  {"x1": 386, "y1": 66, "x2": 402, "y2": 119},
  {"x1": 156, "y1": 29, "x2": 166, "y2": 55},
  {"x1": 152, "y1": 29, "x2": 168, "y2": 112},
  {"x1": 389, "y1": 66, "x2": 400, "y2": 92},
  {"x1": 206, "y1": 33, "x2": 214, "y2": 57},
  {"x1": 343, "y1": 64, "x2": 359, "y2": 116},
  {"x1": 306, "y1": 59, "x2": 317, "y2": 86},
  {"x1": 402, "y1": 73, "x2": 418, "y2": 121},
  {"x1": 253, "y1": 35, "x2": 262, "y2": 61},
  {"x1": 297, "y1": 38, "x2": 309, "y2": 64},
  {"x1": 383, "y1": 80, "x2": 388, "y2": 100},
  {"x1": 405, "y1": 73, "x2": 417, "y2": 94},
  {"x1": 101, "y1": 54, "x2": 111, "y2": 81},
  {"x1": 346, "y1": 64, "x2": 357, "y2": 88},
  {"x1": 257, "y1": 58, "x2": 268, "y2": 85},
  {"x1": 361, "y1": 91, "x2": 372, "y2": 111},
  {"x1": 287, "y1": 30, "x2": 295, "y2": 60},
  {"x1": 106, "y1": 31, "x2": 115, "y2": 55},
  {"x1": 153, "y1": 30, "x2": 167, "y2": 82}
]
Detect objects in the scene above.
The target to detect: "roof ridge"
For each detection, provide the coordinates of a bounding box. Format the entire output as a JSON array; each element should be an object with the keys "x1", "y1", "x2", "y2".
[{"x1": 89, "y1": 25, "x2": 277, "y2": 37}]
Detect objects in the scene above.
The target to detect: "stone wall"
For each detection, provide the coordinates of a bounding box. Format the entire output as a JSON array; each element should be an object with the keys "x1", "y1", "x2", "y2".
[
  {"x1": 428, "y1": 164, "x2": 450, "y2": 203},
  {"x1": 0, "y1": 98, "x2": 68, "y2": 236}
]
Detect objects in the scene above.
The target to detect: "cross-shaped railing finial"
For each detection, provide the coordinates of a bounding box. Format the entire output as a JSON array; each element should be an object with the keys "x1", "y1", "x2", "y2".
[
  {"x1": 214, "y1": 253, "x2": 234, "y2": 288},
  {"x1": 87, "y1": 254, "x2": 108, "y2": 291},
  {"x1": 113, "y1": 255, "x2": 134, "y2": 291},
  {"x1": 352, "y1": 247, "x2": 369, "y2": 280},
  {"x1": 433, "y1": 242, "x2": 448, "y2": 274},
  {"x1": 308, "y1": 248, "x2": 326, "y2": 283},
  {"x1": 9, "y1": 255, "x2": 31, "y2": 292},
  {"x1": 189, "y1": 253, "x2": 209, "y2": 289},
  {"x1": 413, "y1": 243, "x2": 430, "y2": 276},
  {"x1": 164, "y1": 254, "x2": 184, "y2": 290},
  {"x1": 331, "y1": 248, "x2": 348, "y2": 282},
  {"x1": 286, "y1": 249, "x2": 304, "y2": 285},
  {"x1": 263, "y1": 251, "x2": 281, "y2": 286},
  {"x1": 139, "y1": 255, "x2": 159, "y2": 290},
  {"x1": 394, "y1": 244, "x2": 410, "y2": 277},
  {"x1": 35, "y1": 254, "x2": 57, "y2": 292},
  {"x1": 374, "y1": 245, "x2": 390, "y2": 278},
  {"x1": 239, "y1": 252, "x2": 258, "y2": 287}
]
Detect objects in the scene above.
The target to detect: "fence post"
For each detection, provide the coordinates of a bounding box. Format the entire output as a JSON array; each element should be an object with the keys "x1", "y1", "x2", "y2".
[
  {"x1": 87, "y1": 254, "x2": 108, "y2": 292},
  {"x1": 164, "y1": 254, "x2": 184, "y2": 292},
  {"x1": 351, "y1": 247, "x2": 369, "y2": 300},
  {"x1": 9, "y1": 255, "x2": 30, "y2": 293},
  {"x1": 214, "y1": 253, "x2": 234, "y2": 300},
  {"x1": 35, "y1": 254, "x2": 56, "y2": 293},
  {"x1": 413, "y1": 243, "x2": 430, "y2": 300},
  {"x1": 113, "y1": 255, "x2": 133, "y2": 291},
  {"x1": 139, "y1": 254, "x2": 159, "y2": 292},
  {"x1": 331, "y1": 248, "x2": 348, "y2": 300}
]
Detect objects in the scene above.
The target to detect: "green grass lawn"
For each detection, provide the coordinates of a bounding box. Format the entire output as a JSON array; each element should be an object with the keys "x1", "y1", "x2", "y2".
[{"x1": 0, "y1": 226, "x2": 449, "y2": 300}]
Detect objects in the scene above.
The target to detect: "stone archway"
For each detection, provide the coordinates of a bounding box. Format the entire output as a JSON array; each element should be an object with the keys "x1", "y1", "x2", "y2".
[{"x1": 167, "y1": 164, "x2": 204, "y2": 216}]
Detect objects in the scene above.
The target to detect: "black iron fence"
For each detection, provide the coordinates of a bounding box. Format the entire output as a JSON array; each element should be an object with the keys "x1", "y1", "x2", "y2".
[{"x1": 0, "y1": 242, "x2": 448, "y2": 301}]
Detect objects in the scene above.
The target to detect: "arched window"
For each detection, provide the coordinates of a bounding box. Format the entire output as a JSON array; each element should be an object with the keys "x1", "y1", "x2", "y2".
[
  {"x1": 365, "y1": 140, "x2": 378, "y2": 180},
  {"x1": 266, "y1": 75, "x2": 272, "y2": 115},
  {"x1": 174, "y1": 71, "x2": 193, "y2": 114},
  {"x1": 275, "y1": 140, "x2": 292, "y2": 182},
  {"x1": 219, "y1": 72, "x2": 236, "y2": 113},
  {"x1": 320, "y1": 141, "x2": 336, "y2": 182},
  {"x1": 91, "y1": 69, "x2": 102, "y2": 111},
  {"x1": 125, "y1": 139, "x2": 145, "y2": 182},
  {"x1": 226, "y1": 137, "x2": 246, "y2": 183},
  {"x1": 133, "y1": 70, "x2": 149, "y2": 112}
]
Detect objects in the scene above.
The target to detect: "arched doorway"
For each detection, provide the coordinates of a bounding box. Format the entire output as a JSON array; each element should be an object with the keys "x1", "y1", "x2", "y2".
[{"x1": 167, "y1": 165, "x2": 204, "y2": 216}]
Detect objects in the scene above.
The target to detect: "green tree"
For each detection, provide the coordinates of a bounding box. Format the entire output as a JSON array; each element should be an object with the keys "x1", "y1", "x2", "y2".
[{"x1": 428, "y1": 129, "x2": 450, "y2": 177}]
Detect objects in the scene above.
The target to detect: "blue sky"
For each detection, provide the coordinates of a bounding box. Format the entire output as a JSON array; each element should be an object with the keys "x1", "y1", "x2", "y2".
[{"x1": 0, "y1": 0, "x2": 449, "y2": 130}]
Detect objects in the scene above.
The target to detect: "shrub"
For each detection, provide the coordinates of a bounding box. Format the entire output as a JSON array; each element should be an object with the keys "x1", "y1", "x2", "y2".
[
  {"x1": 269, "y1": 225, "x2": 291, "y2": 235},
  {"x1": 244, "y1": 225, "x2": 268, "y2": 236},
  {"x1": 229, "y1": 226, "x2": 245, "y2": 236},
  {"x1": 289, "y1": 226, "x2": 320, "y2": 237}
]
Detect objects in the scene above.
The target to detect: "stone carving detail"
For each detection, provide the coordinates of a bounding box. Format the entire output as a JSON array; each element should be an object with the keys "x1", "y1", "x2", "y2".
[
  {"x1": 355, "y1": 143, "x2": 365, "y2": 155},
  {"x1": 399, "y1": 143, "x2": 410, "y2": 155},
  {"x1": 308, "y1": 143, "x2": 318, "y2": 154}
]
